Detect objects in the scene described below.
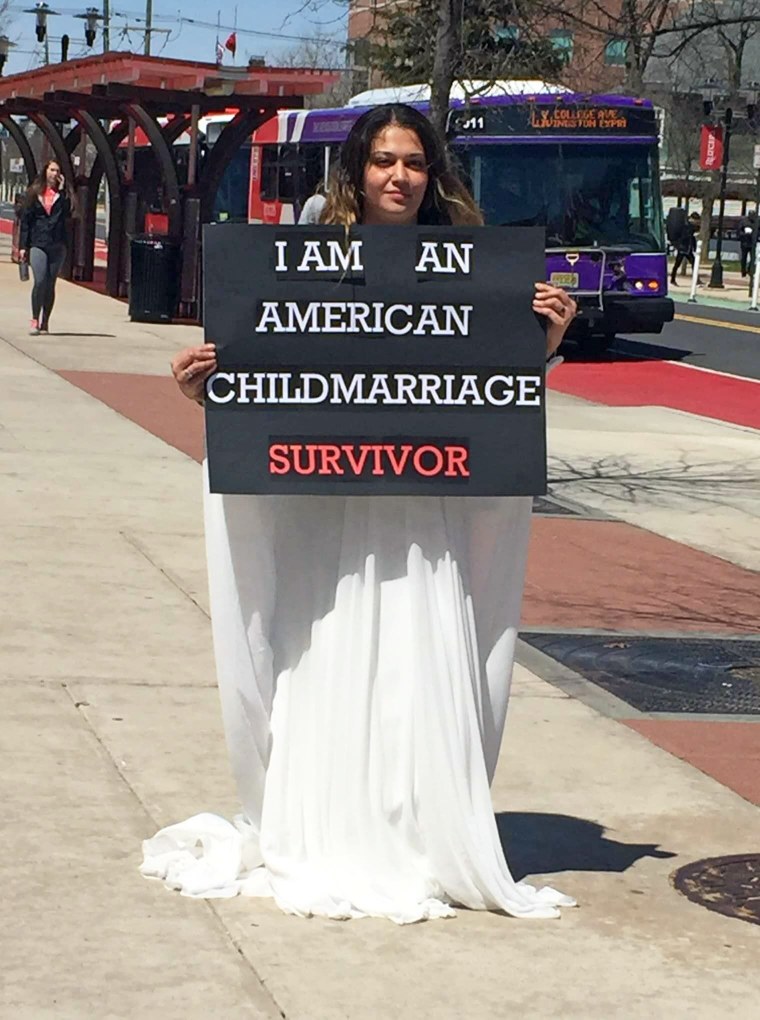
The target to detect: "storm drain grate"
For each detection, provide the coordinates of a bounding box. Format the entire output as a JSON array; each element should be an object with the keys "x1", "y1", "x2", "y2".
[
  {"x1": 673, "y1": 854, "x2": 760, "y2": 926},
  {"x1": 521, "y1": 633, "x2": 760, "y2": 714}
]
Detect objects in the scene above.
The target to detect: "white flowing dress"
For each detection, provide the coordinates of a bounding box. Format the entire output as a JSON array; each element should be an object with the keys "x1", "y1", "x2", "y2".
[{"x1": 142, "y1": 373, "x2": 575, "y2": 924}]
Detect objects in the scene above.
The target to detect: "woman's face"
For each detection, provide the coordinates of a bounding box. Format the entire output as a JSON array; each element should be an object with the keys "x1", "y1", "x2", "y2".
[
  {"x1": 362, "y1": 125, "x2": 428, "y2": 226},
  {"x1": 46, "y1": 163, "x2": 61, "y2": 188}
]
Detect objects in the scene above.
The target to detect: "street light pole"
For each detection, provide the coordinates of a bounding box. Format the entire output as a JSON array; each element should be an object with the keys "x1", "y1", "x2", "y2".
[
  {"x1": 709, "y1": 106, "x2": 733, "y2": 289},
  {"x1": 144, "y1": 0, "x2": 152, "y2": 55}
]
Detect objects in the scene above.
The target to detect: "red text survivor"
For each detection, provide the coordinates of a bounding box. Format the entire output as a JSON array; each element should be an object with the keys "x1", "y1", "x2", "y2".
[{"x1": 269, "y1": 442, "x2": 470, "y2": 479}]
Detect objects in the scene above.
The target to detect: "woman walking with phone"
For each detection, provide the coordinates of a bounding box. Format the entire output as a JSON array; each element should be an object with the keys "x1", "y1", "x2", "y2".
[{"x1": 18, "y1": 160, "x2": 72, "y2": 335}]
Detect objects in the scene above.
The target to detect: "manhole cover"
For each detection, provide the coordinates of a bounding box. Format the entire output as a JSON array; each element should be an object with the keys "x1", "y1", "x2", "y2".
[
  {"x1": 532, "y1": 495, "x2": 583, "y2": 517},
  {"x1": 673, "y1": 854, "x2": 760, "y2": 926},
  {"x1": 521, "y1": 634, "x2": 760, "y2": 713}
]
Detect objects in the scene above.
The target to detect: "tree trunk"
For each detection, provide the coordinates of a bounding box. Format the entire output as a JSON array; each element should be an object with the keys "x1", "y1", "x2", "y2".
[
  {"x1": 624, "y1": 64, "x2": 644, "y2": 96},
  {"x1": 429, "y1": 0, "x2": 462, "y2": 140}
]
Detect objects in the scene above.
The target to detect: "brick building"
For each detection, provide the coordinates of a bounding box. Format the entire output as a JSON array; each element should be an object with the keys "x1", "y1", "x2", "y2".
[{"x1": 346, "y1": 0, "x2": 653, "y2": 95}]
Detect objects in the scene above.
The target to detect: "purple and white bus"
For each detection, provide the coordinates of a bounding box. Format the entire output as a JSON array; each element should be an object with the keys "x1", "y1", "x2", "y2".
[{"x1": 246, "y1": 82, "x2": 673, "y2": 350}]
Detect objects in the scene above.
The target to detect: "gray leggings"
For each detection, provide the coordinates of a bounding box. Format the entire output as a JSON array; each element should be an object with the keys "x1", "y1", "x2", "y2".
[{"x1": 29, "y1": 244, "x2": 66, "y2": 326}]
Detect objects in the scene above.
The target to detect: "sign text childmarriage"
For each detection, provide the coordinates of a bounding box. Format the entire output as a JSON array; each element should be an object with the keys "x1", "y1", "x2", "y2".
[{"x1": 202, "y1": 224, "x2": 548, "y2": 496}]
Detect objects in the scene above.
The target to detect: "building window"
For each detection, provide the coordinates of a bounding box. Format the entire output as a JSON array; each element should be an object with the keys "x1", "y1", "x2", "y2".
[
  {"x1": 494, "y1": 25, "x2": 520, "y2": 52},
  {"x1": 550, "y1": 29, "x2": 574, "y2": 64},
  {"x1": 605, "y1": 37, "x2": 628, "y2": 66}
]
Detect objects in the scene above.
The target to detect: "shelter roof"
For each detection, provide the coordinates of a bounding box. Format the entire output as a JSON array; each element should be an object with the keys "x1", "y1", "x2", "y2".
[{"x1": 0, "y1": 51, "x2": 338, "y2": 110}]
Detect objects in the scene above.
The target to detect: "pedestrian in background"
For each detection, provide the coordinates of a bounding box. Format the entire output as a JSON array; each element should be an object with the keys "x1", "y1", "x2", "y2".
[
  {"x1": 18, "y1": 159, "x2": 73, "y2": 335},
  {"x1": 670, "y1": 211, "x2": 700, "y2": 285},
  {"x1": 297, "y1": 184, "x2": 327, "y2": 225},
  {"x1": 739, "y1": 209, "x2": 757, "y2": 277}
]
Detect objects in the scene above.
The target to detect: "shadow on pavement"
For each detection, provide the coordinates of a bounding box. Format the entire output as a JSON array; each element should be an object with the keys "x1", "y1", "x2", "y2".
[
  {"x1": 497, "y1": 811, "x2": 676, "y2": 880},
  {"x1": 560, "y1": 336, "x2": 695, "y2": 364}
]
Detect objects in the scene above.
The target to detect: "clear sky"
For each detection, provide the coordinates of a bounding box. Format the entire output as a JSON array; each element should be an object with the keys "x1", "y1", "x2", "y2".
[{"x1": 1, "y1": 1, "x2": 348, "y2": 77}]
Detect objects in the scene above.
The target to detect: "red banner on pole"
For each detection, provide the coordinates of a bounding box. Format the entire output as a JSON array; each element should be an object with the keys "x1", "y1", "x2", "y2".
[{"x1": 700, "y1": 124, "x2": 724, "y2": 170}]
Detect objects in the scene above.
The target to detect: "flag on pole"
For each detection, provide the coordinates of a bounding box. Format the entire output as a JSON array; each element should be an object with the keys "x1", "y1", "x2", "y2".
[
  {"x1": 699, "y1": 124, "x2": 724, "y2": 170},
  {"x1": 225, "y1": 31, "x2": 237, "y2": 57},
  {"x1": 216, "y1": 38, "x2": 224, "y2": 64}
]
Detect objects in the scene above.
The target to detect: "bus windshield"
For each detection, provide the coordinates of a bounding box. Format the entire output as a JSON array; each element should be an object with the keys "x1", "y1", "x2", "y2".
[{"x1": 456, "y1": 143, "x2": 664, "y2": 251}]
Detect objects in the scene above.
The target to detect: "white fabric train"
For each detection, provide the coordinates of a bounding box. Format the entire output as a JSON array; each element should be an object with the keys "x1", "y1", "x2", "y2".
[{"x1": 141, "y1": 360, "x2": 576, "y2": 923}]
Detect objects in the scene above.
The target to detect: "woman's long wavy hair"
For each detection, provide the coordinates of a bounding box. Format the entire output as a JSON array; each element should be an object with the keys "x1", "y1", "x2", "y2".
[
  {"x1": 321, "y1": 104, "x2": 483, "y2": 227},
  {"x1": 25, "y1": 159, "x2": 74, "y2": 207}
]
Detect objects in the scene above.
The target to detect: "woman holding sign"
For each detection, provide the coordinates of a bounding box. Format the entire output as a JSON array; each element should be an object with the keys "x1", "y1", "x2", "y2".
[{"x1": 147, "y1": 105, "x2": 577, "y2": 922}]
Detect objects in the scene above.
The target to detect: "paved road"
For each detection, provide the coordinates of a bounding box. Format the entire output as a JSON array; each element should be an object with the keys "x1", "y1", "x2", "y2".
[{"x1": 564, "y1": 305, "x2": 760, "y2": 382}]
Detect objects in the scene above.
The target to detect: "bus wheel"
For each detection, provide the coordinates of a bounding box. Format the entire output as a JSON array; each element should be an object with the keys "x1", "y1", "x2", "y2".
[{"x1": 576, "y1": 332, "x2": 614, "y2": 357}]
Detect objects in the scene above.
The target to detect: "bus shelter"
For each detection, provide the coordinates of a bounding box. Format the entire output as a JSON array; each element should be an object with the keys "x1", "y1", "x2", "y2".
[{"x1": 0, "y1": 53, "x2": 338, "y2": 317}]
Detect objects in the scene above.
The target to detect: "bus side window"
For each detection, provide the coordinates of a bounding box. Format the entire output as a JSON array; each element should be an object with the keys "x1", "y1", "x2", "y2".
[
  {"x1": 278, "y1": 144, "x2": 300, "y2": 202},
  {"x1": 299, "y1": 145, "x2": 324, "y2": 202},
  {"x1": 260, "y1": 145, "x2": 278, "y2": 201}
]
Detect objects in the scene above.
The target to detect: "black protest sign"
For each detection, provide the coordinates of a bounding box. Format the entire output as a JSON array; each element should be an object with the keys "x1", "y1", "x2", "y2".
[{"x1": 203, "y1": 224, "x2": 548, "y2": 496}]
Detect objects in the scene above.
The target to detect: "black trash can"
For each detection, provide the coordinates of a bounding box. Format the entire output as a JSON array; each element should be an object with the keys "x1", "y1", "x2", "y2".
[{"x1": 129, "y1": 235, "x2": 180, "y2": 323}]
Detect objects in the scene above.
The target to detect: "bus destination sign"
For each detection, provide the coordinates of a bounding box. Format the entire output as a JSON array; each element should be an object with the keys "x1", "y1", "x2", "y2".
[
  {"x1": 450, "y1": 103, "x2": 656, "y2": 138},
  {"x1": 529, "y1": 106, "x2": 629, "y2": 130}
]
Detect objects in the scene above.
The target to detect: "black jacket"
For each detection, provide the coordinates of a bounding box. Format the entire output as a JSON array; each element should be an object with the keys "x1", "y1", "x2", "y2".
[
  {"x1": 675, "y1": 222, "x2": 696, "y2": 256},
  {"x1": 739, "y1": 215, "x2": 757, "y2": 250},
  {"x1": 19, "y1": 192, "x2": 71, "y2": 251}
]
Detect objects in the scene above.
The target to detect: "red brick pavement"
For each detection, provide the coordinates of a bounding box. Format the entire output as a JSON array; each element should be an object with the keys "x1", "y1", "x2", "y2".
[
  {"x1": 59, "y1": 370, "x2": 205, "y2": 463},
  {"x1": 525, "y1": 519, "x2": 760, "y2": 635},
  {"x1": 624, "y1": 720, "x2": 760, "y2": 806},
  {"x1": 58, "y1": 368, "x2": 760, "y2": 806}
]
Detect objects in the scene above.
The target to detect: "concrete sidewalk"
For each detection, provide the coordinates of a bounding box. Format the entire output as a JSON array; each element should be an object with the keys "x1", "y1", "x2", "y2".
[
  {"x1": 2, "y1": 239, "x2": 759, "y2": 1019},
  {"x1": 669, "y1": 259, "x2": 760, "y2": 310}
]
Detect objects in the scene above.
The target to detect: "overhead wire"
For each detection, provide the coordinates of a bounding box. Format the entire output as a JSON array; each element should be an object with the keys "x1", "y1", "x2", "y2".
[
  {"x1": 5, "y1": 4, "x2": 346, "y2": 44},
  {"x1": 2, "y1": 3, "x2": 347, "y2": 73}
]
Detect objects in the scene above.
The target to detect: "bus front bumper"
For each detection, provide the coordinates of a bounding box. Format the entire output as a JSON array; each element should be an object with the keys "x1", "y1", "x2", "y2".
[{"x1": 571, "y1": 295, "x2": 675, "y2": 336}]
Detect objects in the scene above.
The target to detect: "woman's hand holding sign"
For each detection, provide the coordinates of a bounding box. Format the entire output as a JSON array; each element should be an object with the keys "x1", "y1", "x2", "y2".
[
  {"x1": 533, "y1": 283, "x2": 577, "y2": 357},
  {"x1": 171, "y1": 344, "x2": 217, "y2": 403},
  {"x1": 170, "y1": 286, "x2": 576, "y2": 406}
]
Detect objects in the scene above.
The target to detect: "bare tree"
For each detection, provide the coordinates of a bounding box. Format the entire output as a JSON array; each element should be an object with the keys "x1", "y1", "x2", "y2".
[
  {"x1": 0, "y1": 0, "x2": 11, "y2": 37},
  {"x1": 647, "y1": 2, "x2": 760, "y2": 252},
  {"x1": 533, "y1": 0, "x2": 760, "y2": 94},
  {"x1": 698, "y1": 0, "x2": 760, "y2": 95},
  {"x1": 429, "y1": 0, "x2": 461, "y2": 139},
  {"x1": 662, "y1": 94, "x2": 704, "y2": 198},
  {"x1": 272, "y1": 34, "x2": 356, "y2": 109}
]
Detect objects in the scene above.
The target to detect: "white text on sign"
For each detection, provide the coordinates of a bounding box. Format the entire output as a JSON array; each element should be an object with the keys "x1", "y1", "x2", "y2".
[{"x1": 272, "y1": 238, "x2": 474, "y2": 276}]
